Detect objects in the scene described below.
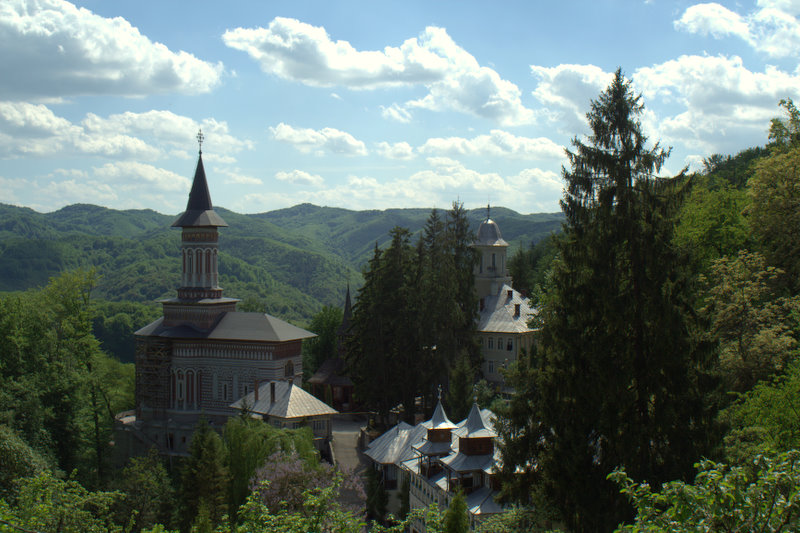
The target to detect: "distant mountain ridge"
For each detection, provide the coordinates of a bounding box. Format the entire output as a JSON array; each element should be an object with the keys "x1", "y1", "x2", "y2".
[{"x1": 0, "y1": 202, "x2": 563, "y2": 323}]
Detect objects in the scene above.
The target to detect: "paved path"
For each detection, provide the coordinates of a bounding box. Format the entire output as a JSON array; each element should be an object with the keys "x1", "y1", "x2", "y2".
[
  {"x1": 330, "y1": 414, "x2": 370, "y2": 510},
  {"x1": 331, "y1": 414, "x2": 369, "y2": 473}
]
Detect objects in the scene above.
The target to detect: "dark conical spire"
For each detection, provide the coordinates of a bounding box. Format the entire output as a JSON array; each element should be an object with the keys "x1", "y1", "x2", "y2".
[
  {"x1": 337, "y1": 283, "x2": 353, "y2": 336},
  {"x1": 172, "y1": 152, "x2": 228, "y2": 228}
]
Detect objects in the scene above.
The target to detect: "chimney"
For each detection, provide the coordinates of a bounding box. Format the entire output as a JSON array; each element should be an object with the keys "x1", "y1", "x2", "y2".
[
  {"x1": 270, "y1": 381, "x2": 276, "y2": 404},
  {"x1": 507, "y1": 289, "x2": 513, "y2": 300},
  {"x1": 514, "y1": 304, "x2": 521, "y2": 317}
]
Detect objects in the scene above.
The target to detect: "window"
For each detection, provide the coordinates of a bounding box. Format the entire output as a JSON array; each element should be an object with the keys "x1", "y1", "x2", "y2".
[
  {"x1": 497, "y1": 337, "x2": 502, "y2": 350},
  {"x1": 285, "y1": 361, "x2": 294, "y2": 378},
  {"x1": 488, "y1": 338, "x2": 493, "y2": 349},
  {"x1": 507, "y1": 338, "x2": 513, "y2": 351},
  {"x1": 488, "y1": 360, "x2": 494, "y2": 374}
]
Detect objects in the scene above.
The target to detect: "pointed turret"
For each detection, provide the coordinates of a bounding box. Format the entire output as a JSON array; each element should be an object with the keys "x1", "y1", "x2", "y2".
[
  {"x1": 463, "y1": 402, "x2": 495, "y2": 438},
  {"x1": 172, "y1": 154, "x2": 228, "y2": 228}
]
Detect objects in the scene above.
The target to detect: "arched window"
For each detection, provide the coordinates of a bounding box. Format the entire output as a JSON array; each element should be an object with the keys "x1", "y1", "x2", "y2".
[
  {"x1": 177, "y1": 370, "x2": 184, "y2": 405},
  {"x1": 187, "y1": 370, "x2": 195, "y2": 408}
]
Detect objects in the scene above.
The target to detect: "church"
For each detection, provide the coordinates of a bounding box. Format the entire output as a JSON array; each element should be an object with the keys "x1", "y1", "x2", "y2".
[{"x1": 120, "y1": 134, "x2": 317, "y2": 456}]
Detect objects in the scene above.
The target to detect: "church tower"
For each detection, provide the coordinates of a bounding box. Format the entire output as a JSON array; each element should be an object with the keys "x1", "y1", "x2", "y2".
[
  {"x1": 130, "y1": 131, "x2": 315, "y2": 455},
  {"x1": 162, "y1": 132, "x2": 238, "y2": 330},
  {"x1": 473, "y1": 205, "x2": 512, "y2": 300}
]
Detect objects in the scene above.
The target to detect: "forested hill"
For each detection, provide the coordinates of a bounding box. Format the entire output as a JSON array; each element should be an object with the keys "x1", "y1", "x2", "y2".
[{"x1": 0, "y1": 202, "x2": 563, "y2": 323}]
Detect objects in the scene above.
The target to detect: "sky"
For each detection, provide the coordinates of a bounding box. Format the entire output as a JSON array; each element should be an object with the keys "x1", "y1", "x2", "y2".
[{"x1": 1, "y1": 0, "x2": 799, "y2": 216}]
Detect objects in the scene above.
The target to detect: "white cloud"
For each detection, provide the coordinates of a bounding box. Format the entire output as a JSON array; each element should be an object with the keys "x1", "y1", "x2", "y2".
[
  {"x1": 381, "y1": 103, "x2": 413, "y2": 123},
  {"x1": 236, "y1": 157, "x2": 564, "y2": 213},
  {"x1": 530, "y1": 64, "x2": 615, "y2": 134},
  {"x1": 275, "y1": 169, "x2": 324, "y2": 187},
  {"x1": 0, "y1": 102, "x2": 251, "y2": 161},
  {"x1": 633, "y1": 54, "x2": 800, "y2": 154},
  {"x1": 270, "y1": 122, "x2": 367, "y2": 156},
  {"x1": 224, "y1": 18, "x2": 533, "y2": 125},
  {"x1": 674, "y1": 3, "x2": 751, "y2": 40},
  {"x1": 676, "y1": 2, "x2": 800, "y2": 57},
  {"x1": 0, "y1": 0, "x2": 222, "y2": 99},
  {"x1": 375, "y1": 141, "x2": 415, "y2": 160},
  {"x1": 216, "y1": 168, "x2": 263, "y2": 185},
  {"x1": 419, "y1": 130, "x2": 564, "y2": 160},
  {"x1": 92, "y1": 161, "x2": 189, "y2": 191}
]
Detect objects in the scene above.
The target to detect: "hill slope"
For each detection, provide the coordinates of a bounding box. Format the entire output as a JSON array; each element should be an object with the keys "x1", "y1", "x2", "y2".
[{"x1": 0, "y1": 203, "x2": 563, "y2": 323}]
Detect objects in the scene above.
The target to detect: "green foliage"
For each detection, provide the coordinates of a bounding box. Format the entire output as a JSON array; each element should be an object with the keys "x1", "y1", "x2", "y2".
[
  {"x1": 0, "y1": 425, "x2": 48, "y2": 500},
  {"x1": 443, "y1": 490, "x2": 469, "y2": 533},
  {"x1": 223, "y1": 417, "x2": 318, "y2": 519},
  {"x1": 748, "y1": 139, "x2": 800, "y2": 291},
  {"x1": 701, "y1": 147, "x2": 769, "y2": 189},
  {"x1": 348, "y1": 204, "x2": 478, "y2": 424},
  {"x1": 114, "y1": 448, "x2": 174, "y2": 532},
  {"x1": 365, "y1": 467, "x2": 388, "y2": 522},
  {"x1": 302, "y1": 305, "x2": 344, "y2": 379},
  {"x1": 0, "y1": 270, "x2": 134, "y2": 487},
  {"x1": 723, "y1": 358, "x2": 800, "y2": 463},
  {"x1": 501, "y1": 70, "x2": 714, "y2": 531},
  {"x1": 177, "y1": 419, "x2": 230, "y2": 532},
  {"x1": 612, "y1": 451, "x2": 800, "y2": 532},
  {"x1": 2, "y1": 471, "x2": 122, "y2": 533},
  {"x1": 507, "y1": 235, "x2": 558, "y2": 303},
  {"x1": 674, "y1": 177, "x2": 749, "y2": 269},
  {"x1": 92, "y1": 300, "x2": 160, "y2": 363},
  {"x1": 446, "y1": 352, "x2": 476, "y2": 422},
  {"x1": 701, "y1": 251, "x2": 799, "y2": 393},
  {"x1": 768, "y1": 98, "x2": 800, "y2": 151}
]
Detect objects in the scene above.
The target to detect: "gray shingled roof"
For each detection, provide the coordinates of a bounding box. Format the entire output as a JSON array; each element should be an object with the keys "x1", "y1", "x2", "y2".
[
  {"x1": 440, "y1": 450, "x2": 494, "y2": 472},
  {"x1": 135, "y1": 312, "x2": 316, "y2": 342},
  {"x1": 466, "y1": 486, "x2": 505, "y2": 515},
  {"x1": 365, "y1": 422, "x2": 427, "y2": 465},
  {"x1": 230, "y1": 381, "x2": 337, "y2": 419},
  {"x1": 477, "y1": 284, "x2": 536, "y2": 334}
]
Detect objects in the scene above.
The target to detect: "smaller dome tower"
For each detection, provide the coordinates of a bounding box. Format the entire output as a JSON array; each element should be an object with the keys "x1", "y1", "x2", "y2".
[{"x1": 473, "y1": 205, "x2": 512, "y2": 299}]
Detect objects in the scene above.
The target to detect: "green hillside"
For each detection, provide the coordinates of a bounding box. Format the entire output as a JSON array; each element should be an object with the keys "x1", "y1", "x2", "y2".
[{"x1": 0, "y1": 202, "x2": 563, "y2": 324}]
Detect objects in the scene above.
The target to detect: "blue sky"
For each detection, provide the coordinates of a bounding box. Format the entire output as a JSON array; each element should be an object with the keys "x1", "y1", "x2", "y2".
[{"x1": 1, "y1": 0, "x2": 799, "y2": 215}]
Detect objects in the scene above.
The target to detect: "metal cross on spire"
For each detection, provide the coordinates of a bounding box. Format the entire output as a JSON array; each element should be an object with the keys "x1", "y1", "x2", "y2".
[
  {"x1": 196, "y1": 129, "x2": 204, "y2": 154},
  {"x1": 487, "y1": 203, "x2": 491, "y2": 220}
]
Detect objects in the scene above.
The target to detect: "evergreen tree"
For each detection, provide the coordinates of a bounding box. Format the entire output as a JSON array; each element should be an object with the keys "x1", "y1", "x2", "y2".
[
  {"x1": 178, "y1": 418, "x2": 230, "y2": 531},
  {"x1": 301, "y1": 305, "x2": 344, "y2": 379},
  {"x1": 499, "y1": 69, "x2": 713, "y2": 531},
  {"x1": 444, "y1": 489, "x2": 470, "y2": 533}
]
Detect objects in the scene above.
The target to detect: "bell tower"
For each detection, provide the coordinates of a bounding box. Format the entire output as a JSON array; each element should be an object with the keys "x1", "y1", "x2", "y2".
[
  {"x1": 473, "y1": 205, "x2": 512, "y2": 299},
  {"x1": 162, "y1": 130, "x2": 237, "y2": 329}
]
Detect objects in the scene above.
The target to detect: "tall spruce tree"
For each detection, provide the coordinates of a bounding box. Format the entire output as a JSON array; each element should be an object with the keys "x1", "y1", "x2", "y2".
[{"x1": 499, "y1": 70, "x2": 713, "y2": 531}]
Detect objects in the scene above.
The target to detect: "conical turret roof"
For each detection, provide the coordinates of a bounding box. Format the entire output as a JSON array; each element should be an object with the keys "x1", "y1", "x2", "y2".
[
  {"x1": 463, "y1": 402, "x2": 496, "y2": 438},
  {"x1": 172, "y1": 154, "x2": 228, "y2": 228},
  {"x1": 429, "y1": 399, "x2": 457, "y2": 430}
]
